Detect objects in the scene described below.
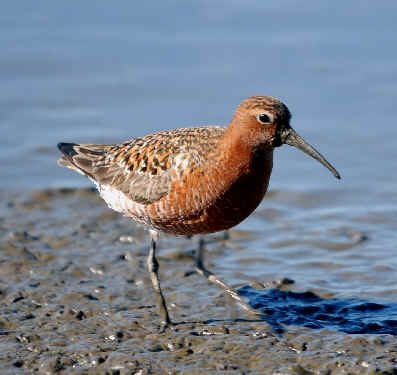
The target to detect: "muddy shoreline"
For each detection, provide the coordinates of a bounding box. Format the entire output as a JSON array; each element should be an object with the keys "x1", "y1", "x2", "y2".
[{"x1": 1, "y1": 188, "x2": 397, "y2": 374}]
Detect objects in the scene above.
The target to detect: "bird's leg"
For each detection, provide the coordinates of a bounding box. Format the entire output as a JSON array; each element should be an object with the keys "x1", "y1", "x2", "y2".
[
  {"x1": 147, "y1": 230, "x2": 172, "y2": 331},
  {"x1": 195, "y1": 236, "x2": 262, "y2": 316}
]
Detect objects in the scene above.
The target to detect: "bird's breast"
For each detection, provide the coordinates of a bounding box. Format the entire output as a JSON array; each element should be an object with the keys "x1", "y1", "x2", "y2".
[{"x1": 139, "y1": 149, "x2": 274, "y2": 235}]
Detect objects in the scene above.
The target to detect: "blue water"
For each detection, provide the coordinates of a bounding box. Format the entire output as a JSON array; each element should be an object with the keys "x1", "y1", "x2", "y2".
[
  {"x1": 239, "y1": 286, "x2": 397, "y2": 335},
  {"x1": 2, "y1": 1, "x2": 397, "y2": 193},
  {"x1": 2, "y1": 1, "x2": 397, "y2": 332}
]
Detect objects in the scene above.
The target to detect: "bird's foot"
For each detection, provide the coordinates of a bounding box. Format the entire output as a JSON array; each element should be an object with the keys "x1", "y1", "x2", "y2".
[{"x1": 159, "y1": 319, "x2": 174, "y2": 333}]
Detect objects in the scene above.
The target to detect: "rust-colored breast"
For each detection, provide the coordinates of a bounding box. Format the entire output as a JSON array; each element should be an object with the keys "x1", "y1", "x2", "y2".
[{"x1": 133, "y1": 147, "x2": 273, "y2": 235}]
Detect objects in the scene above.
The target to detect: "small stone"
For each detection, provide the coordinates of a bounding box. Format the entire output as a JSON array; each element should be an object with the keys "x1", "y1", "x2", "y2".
[
  {"x1": 199, "y1": 326, "x2": 230, "y2": 336},
  {"x1": 13, "y1": 360, "x2": 23, "y2": 368}
]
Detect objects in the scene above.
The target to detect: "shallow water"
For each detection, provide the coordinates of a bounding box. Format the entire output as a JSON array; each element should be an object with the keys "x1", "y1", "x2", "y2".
[
  {"x1": 239, "y1": 286, "x2": 397, "y2": 335},
  {"x1": 2, "y1": 0, "x2": 397, "y2": 342}
]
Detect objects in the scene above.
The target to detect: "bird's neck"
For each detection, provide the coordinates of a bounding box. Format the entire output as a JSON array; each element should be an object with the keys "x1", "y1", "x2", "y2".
[{"x1": 221, "y1": 122, "x2": 274, "y2": 175}]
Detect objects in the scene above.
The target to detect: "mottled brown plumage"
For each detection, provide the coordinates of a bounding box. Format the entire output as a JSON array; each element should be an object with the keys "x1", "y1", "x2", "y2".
[
  {"x1": 59, "y1": 126, "x2": 225, "y2": 207},
  {"x1": 57, "y1": 95, "x2": 340, "y2": 329}
]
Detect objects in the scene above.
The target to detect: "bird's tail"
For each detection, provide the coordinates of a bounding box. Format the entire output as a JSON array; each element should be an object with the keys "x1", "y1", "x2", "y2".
[{"x1": 57, "y1": 142, "x2": 112, "y2": 178}]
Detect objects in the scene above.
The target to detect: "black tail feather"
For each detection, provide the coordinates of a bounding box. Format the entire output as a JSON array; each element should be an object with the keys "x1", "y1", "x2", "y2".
[
  {"x1": 57, "y1": 142, "x2": 110, "y2": 180},
  {"x1": 57, "y1": 143, "x2": 79, "y2": 157}
]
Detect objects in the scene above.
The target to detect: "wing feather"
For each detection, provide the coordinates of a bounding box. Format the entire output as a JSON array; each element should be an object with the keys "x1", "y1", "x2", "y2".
[{"x1": 57, "y1": 126, "x2": 225, "y2": 205}]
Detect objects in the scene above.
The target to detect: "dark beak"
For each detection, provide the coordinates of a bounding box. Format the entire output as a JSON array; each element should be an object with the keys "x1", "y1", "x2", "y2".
[{"x1": 280, "y1": 127, "x2": 341, "y2": 179}]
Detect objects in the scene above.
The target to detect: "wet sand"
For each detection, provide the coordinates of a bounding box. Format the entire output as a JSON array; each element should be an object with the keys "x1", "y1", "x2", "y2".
[{"x1": 1, "y1": 188, "x2": 397, "y2": 374}]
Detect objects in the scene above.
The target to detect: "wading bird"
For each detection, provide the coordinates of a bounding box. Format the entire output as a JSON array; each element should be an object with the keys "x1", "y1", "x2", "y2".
[{"x1": 57, "y1": 95, "x2": 340, "y2": 330}]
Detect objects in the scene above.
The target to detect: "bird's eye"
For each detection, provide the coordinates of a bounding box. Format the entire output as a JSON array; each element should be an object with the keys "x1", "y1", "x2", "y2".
[{"x1": 257, "y1": 113, "x2": 273, "y2": 125}]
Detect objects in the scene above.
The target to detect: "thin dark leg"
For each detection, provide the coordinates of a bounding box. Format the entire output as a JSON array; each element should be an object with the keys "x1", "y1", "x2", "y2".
[
  {"x1": 147, "y1": 230, "x2": 172, "y2": 330},
  {"x1": 195, "y1": 237, "x2": 263, "y2": 316}
]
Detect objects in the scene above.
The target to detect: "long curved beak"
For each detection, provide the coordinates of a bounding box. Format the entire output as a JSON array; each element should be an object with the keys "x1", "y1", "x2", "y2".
[{"x1": 280, "y1": 127, "x2": 341, "y2": 179}]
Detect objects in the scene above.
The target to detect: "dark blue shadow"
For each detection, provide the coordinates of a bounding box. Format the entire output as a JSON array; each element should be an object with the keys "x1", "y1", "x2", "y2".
[{"x1": 238, "y1": 286, "x2": 397, "y2": 335}]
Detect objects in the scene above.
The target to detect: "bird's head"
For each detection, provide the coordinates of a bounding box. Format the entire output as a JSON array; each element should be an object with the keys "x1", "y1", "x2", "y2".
[{"x1": 231, "y1": 95, "x2": 340, "y2": 179}]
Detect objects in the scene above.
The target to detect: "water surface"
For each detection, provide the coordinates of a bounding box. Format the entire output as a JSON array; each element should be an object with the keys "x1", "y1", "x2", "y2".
[{"x1": 2, "y1": 1, "x2": 397, "y2": 320}]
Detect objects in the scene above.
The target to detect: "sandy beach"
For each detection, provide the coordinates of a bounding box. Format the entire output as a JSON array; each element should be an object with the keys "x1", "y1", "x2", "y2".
[{"x1": 1, "y1": 188, "x2": 396, "y2": 374}]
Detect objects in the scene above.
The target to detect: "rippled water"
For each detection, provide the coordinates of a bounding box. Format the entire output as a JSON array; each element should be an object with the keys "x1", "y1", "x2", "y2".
[
  {"x1": 2, "y1": 1, "x2": 397, "y2": 331},
  {"x1": 239, "y1": 286, "x2": 397, "y2": 335}
]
